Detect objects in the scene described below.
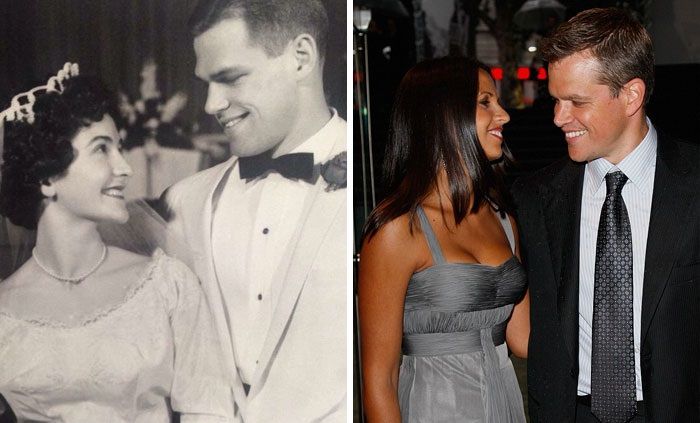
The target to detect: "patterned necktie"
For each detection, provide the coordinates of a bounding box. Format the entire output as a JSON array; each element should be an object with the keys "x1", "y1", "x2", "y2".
[{"x1": 591, "y1": 171, "x2": 637, "y2": 423}]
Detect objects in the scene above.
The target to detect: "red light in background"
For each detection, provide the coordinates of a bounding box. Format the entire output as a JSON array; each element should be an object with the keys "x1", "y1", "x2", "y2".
[
  {"x1": 491, "y1": 68, "x2": 503, "y2": 80},
  {"x1": 516, "y1": 67, "x2": 531, "y2": 80},
  {"x1": 489, "y1": 66, "x2": 548, "y2": 80}
]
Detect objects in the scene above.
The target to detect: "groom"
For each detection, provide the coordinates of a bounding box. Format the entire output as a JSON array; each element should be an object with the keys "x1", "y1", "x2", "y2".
[{"x1": 162, "y1": 0, "x2": 347, "y2": 421}]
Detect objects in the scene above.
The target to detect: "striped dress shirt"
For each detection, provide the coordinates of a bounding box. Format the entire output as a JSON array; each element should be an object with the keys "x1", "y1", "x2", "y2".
[{"x1": 577, "y1": 118, "x2": 657, "y2": 401}]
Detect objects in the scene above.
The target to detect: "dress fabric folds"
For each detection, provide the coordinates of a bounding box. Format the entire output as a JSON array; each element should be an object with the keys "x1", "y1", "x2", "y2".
[
  {"x1": 398, "y1": 206, "x2": 527, "y2": 423},
  {"x1": 0, "y1": 249, "x2": 232, "y2": 423}
]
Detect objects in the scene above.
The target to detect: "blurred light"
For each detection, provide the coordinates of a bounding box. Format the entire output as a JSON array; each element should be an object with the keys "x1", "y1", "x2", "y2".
[
  {"x1": 353, "y1": 8, "x2": 372, "y2": 31},
  {"x1": 517, "y1": 67, "x2": 531, "y2": 80},
  {"x1": 528, "y1": 46, "x2": 537, "y2": 53},
  {"x1": 537, "y1": 67, "x2": 548, "y2": 80},
  {"x1": 382, "y1": 46, "x2": 392, "y2": 60},
  {"x1": 490, "y1": 67, "x2": 548, "y2": 80}
]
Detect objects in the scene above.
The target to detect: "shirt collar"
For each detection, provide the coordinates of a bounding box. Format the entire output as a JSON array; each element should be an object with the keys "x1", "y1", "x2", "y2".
[
  {"x1": 586, "y1": 116, "x2": 657, "y2": 194},
  {"x1": 288, "y1": 108, "x2": 340, "y2": 164}
]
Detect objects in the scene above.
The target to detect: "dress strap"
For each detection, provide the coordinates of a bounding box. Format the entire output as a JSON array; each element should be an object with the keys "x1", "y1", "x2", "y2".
[
  {"x1": 416, "y1": 206, "x2": 445, "y2": 264},
  {"x1": 496, "y1": 212, "x2": 516, "y2": 253}
]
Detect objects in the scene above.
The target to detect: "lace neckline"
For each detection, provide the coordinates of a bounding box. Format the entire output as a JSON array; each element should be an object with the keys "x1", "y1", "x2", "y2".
[{"x1": 0, "y1": 249, "x2": 165, "y2": 329}]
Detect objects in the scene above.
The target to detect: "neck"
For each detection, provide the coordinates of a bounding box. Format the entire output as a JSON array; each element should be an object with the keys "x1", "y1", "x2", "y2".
[
  {"x1": 34, "y1": 208, "x2": 105, "y2": 277},
  {"x1": 607, "y1": 114, "x2": 649, "y2": 165},
  {"x1": 422, "y1": 170, "x2": 474, "y2": 215},
  {"x1": 271, "y1": 84, "x2": 331, "y2": 158}
]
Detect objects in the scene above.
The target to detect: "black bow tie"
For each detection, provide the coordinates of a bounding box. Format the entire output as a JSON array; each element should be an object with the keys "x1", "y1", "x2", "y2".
[{"x1": 238, "y1": 151, "x2": 315, "y2": 181}]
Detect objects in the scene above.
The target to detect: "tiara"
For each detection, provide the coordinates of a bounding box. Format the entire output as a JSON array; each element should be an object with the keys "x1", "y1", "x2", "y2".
[{"x1": 0, "y1": 62, "x2": 80, "y2": 124}]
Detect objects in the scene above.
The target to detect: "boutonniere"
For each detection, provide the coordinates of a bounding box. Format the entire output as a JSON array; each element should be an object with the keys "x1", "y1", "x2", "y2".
[{"x1": 320, "y1": 151, "x2": 347, "y2": 192}]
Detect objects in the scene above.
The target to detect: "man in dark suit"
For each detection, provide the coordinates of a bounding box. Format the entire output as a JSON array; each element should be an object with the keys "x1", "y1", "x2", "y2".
[{"x1": 513, "y1": 8, "x2": 700, "y2": 423}]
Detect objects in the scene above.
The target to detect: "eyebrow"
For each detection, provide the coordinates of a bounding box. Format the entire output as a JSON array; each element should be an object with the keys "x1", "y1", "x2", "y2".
[
  {"x1": 557, "y1": 94, "x2": 591, "y2": 102},
  {"x1": 203, "y1": 67, "x2": 247, "y2": 82},
  {"x1": 479, "y1": 91, "x2": 495, "y2": 96}
]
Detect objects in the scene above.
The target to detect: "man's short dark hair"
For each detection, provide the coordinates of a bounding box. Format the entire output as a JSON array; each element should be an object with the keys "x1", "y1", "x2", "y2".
[
  {"x1": 539, "y1": 7, "x2": 655, "y2": 105},
  {"x1": 189, "y1": 0, "x2": 329, "y2": 59}
]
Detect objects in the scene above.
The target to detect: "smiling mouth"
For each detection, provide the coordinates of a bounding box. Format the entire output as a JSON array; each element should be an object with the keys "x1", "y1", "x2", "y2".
[
  {"x1": 220, "y1": 113, "x2": 249, "y2": 129},
  {"x1": 565, "y1": 129, "x2": 588, "y2": 139},
  {"x1": 487, "y1": 128, "x2": 503, "y2": 139},
  {"x1": 102, "y1": 187, "x2": 125, "y2": 199}
]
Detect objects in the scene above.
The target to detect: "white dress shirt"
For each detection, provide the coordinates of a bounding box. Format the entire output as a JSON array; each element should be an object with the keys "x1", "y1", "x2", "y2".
[
  {"x1": 211, "y1": 111, "x2": 343, "y2": 384},
  {"x1": 577, "y1": 118, "x2": 657, "y2": 400}
]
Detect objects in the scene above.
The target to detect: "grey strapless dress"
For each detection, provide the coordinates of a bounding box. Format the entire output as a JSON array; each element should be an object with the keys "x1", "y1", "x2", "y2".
[{"x1": 398, "y1": 206, "x2": 527, "y2": 422}]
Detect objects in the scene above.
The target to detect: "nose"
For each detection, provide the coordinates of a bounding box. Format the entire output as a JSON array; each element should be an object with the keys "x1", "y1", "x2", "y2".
[
  {"x1": 495, "y1": 103, "x2": 510, "y2": 125},
  {"x1": 204, "y1": 83, "x2": 230, "y2": 116},
  {"x1": 553, "y1": 102, "x2": 571, "y2": 128},
  {"x1": 112, "y1": 149, "x2": 133, "y2": 178}
]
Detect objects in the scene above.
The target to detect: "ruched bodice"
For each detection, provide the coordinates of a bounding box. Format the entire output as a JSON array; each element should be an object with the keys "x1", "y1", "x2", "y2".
[{"x1": 398, "y1": 206, "x2": 527, "y2": 422}]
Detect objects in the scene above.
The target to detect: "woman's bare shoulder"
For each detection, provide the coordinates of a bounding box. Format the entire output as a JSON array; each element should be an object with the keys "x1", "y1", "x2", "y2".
[{"x1": 361, "y1": 212, "x2": 430, "y2": 273}]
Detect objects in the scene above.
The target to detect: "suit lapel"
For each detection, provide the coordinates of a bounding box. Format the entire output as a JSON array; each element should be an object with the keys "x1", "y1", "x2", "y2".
[
  {"x1": 541, "y1": 161, "x2": 585, "y2": 364},
  {"x1": 193, "y1": 158, "x2": 250, "y2": 414},
  {"x1": 248, "y1": 129, "x2": 347, "y2": 396},
  {"x1": 641, "y1": 136, "x2": 695, "y2": 345}
]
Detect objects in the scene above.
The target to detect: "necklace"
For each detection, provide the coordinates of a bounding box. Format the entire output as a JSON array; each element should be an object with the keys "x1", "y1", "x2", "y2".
[{"x1": 32, "y1": 244, "x2": 108, "y2": 284}]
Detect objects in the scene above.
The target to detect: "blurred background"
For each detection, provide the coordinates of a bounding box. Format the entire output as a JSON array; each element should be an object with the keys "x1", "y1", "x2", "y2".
[
  {"x1": 0, "y1": 0, "x2": 345, "y2": 279},
  {"x1": 352, "y1": 0, "x2": 699, "y2": 421}
]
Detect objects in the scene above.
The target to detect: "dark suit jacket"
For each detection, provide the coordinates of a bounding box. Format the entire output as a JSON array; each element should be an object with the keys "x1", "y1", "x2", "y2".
[{"x1": 512, "y1": 133, "x2": 700, "y2": 422}]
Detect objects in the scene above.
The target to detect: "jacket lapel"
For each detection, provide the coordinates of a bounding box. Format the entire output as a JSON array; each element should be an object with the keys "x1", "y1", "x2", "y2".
[
  {"x1": 541, "y1": 161, "x2": 585, "y2": 364},
  {"x1": 248, "y1": 132, "x2": 347, "y2": 396},
  {"x1": 192, "y1": 158, "x2": 250, "y2": 415},
  {"x1": 641, "y1": 135, "x2": 696, "y2": 345}
]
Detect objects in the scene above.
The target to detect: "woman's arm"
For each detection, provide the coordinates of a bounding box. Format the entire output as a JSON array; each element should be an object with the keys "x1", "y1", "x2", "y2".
[
  {"x1": 506, "y1": 289, "x2": 530, "y2": 358},
  {"x1": 505, "y1": 215, "x2": 530, "y2": 358},
  {"x1": 358, "y1": 219, "x2": 416, "y2": 423}
]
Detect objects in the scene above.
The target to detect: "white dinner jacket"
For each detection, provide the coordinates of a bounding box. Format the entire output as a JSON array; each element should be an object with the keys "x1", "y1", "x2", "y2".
[{"x1": 163, "y1": 126, "x2": 347, "y2": 422}]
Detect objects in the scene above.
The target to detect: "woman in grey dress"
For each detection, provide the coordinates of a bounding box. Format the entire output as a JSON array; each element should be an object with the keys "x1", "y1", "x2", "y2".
[{"x1": 359, "y1": 57, "x2": 530, "y2": 422}]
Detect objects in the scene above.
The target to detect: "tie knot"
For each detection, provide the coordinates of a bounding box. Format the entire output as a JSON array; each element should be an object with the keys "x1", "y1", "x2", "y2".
[{"x1": 605, "y1": 170, "x2": 628, "y2": 195}]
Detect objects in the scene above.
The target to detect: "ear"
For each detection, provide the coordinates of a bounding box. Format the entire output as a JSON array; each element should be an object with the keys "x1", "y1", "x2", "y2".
[
  {"x1": 40, "y1": 179, "x2": 57, "y2": 198},
  {"x1": 288, "y1": 33, "x2": 318, "y2": 80},
  {"x1": 622, "y1": 78, "x2": 646, "y2": 117}
]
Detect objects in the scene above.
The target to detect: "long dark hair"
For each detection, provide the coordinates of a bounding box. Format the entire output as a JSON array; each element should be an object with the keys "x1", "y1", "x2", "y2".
[{"x1": 363, "y1": 56, "x2": 513, "y2": 241}]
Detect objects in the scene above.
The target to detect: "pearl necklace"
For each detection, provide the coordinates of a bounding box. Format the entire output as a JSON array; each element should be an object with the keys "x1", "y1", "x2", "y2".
[{"x1": 32, "y1": 245, "x2": 108, "y2": 284}]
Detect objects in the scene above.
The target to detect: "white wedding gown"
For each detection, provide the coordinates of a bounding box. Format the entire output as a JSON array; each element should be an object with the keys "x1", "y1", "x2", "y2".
[{"x1": 0, "y1": 249, "x2": 232, "y2": 422}]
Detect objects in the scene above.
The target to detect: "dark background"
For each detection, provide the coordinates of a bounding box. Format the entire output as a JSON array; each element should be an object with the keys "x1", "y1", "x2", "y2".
[{"x1": 0, "y1": 0, "x2": 347, "y2": 131}]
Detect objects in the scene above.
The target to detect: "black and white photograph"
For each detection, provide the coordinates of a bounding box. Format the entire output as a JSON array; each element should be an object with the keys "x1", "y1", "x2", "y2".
[{"x1": 0, "y1": 0, "x2": 347, "y2": 422}]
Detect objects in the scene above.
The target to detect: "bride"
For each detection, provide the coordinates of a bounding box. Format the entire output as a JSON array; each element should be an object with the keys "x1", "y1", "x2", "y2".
[{"x1": 0, "y1": 64, "x2": 233, "y2": 422}]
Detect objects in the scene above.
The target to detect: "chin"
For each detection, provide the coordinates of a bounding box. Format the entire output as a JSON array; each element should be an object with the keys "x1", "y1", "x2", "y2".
[
  {"x1": 487, "y1": 151, "x2": 503, "y2": 162},
  {"x1": 567, "y1": 147, "x2": 589, "y2": 163},
  {"x1": 106, "y1": 208, "x2": 130, "y2": 224}
]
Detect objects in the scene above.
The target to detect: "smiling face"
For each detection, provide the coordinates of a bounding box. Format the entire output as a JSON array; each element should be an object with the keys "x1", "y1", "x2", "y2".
[
  {"x1": 49, "y1": 115, "x2": 132, "y2": 224},
  {"x1": 194, "y1": 17, "x2": 300, "y2": 158},
  {"x1": 548, "y1": 51, "x2": 637, "y2": 164},
  {"x1": 475, "y1": 69, "x2": 510, "y2": 161}
]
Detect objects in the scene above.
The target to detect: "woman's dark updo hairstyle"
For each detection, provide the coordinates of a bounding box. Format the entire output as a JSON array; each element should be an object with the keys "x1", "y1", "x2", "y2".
[
  {"x1": 0, "y1": 75, "x2": 119, "y2": 229},
  {"x1": 363, "y1": 56, "x2": 514, "y2": 240}
]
